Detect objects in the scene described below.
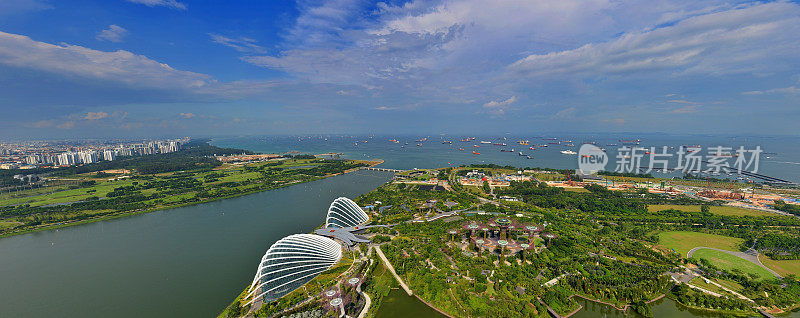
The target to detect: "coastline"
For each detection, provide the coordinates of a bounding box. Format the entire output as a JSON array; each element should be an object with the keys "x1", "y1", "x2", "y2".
[{"x1": 0, "y1": 159, "x2": 384, "y2": 240}]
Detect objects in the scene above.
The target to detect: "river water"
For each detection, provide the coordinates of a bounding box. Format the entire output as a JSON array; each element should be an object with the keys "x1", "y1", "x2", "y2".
[{"x1": 0, "y1": 170, "x2": 394, "y2": 318}]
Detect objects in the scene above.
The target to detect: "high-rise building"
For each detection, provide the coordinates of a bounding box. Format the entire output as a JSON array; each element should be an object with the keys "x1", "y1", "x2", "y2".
[{"x1": 103, "y1": 150, "x2": 116, "y2": 161}]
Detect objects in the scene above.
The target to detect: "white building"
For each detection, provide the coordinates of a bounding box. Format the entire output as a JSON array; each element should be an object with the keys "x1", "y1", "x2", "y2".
[{"x1": 103, "y1": 150, "x2": 117, "y2": 161}]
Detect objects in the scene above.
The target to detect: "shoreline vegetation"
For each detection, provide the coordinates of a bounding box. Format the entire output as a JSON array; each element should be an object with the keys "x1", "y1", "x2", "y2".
[
  {"x1": 0, "y1": 140, "x2": 381, "y2": 239},
  {"x1": 229, "y1": 164, "x2": 800, "y2": 318}
]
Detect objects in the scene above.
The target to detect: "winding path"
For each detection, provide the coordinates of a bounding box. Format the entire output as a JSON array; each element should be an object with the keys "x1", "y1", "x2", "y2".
[{"x1": 686, "y1": 247, "x2": 782, "y2": 278}]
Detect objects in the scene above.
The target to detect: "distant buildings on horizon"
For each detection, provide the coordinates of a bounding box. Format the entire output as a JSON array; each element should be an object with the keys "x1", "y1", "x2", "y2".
[{"x1": 0, "y1": 138, "x2": 189, "y2": 169}]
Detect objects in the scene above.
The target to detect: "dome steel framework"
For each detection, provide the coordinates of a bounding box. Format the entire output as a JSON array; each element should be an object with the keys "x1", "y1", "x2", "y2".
[
  {"x1": 245, "y1": 234, "x2": 342, "y2": 305},
  {"x1": 325, "y1": 197, "x2": 369, "y2": 228}
]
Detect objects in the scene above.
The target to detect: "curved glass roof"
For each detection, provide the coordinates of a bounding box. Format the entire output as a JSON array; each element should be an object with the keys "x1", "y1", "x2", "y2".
[
  {"x1": 325, "y1": 197, "x2": 369, "y2": 228},
  {"x1": 247, "y1": 234, "x2": 341, "y2": 303}
]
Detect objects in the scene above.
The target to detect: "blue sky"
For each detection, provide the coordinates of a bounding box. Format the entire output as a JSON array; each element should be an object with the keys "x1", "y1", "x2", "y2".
[{"x1": 0, "y1": 0, "x2": 798, "y2": 138}]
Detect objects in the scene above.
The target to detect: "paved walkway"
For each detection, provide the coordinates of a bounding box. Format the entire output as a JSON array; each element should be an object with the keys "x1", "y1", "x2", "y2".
[
  {"x1": 356, "y1": 283, "x2": 371, "y2": 318},
  {"x1": 375, "y1": 246, "x2": 413, "y2": 296},
  {"x1": 686, "y1": 247, "x2": 782, "y2": 278},
  {"x1": 356, "y1": 254, "x2": 374, "y2": 318},
  {"x1": 698, "y1": 276, "x2": 754, "y2": 302}
]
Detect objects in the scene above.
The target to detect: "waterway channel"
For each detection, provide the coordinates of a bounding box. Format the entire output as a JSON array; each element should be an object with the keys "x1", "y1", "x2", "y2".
[{"x1": 0, "y1": 170, "x2": 394, "y2": 318}]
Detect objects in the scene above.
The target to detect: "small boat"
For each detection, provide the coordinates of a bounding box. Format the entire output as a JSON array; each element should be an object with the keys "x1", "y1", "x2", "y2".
[
  {"x1": 473, "y1": 151, "x2": 480, "y2": 155},
  {"x1": 518, "y1": 152, "x2": 525, "y2": 156},
  {"x1": 493, "y1": 143, "x2": 507, "y2": 146},
  {"x1": 458, "y1": 148, "x2": 464, "y2": 151},
  {"x1": 416, "y1": 144, "x2": 422, "y2": 147},
  {"x1": 474, "y1": 145, "x2": 480, "y2": 148},
  {"x1": 526, "y1": 156, "x2": 534, "y2": 159},
  {"x1": 480, "y1": 141, "x2": 492, "y2": 144},
  {"x1": 501, "y1": 149, "x2": 513, "y2": 152},
  {"x1": 560, "y1": 150, "x2": 577, "y2": 155},
  {"x1": 529, "y1": 147, "x2": 535, "y2": 150}
]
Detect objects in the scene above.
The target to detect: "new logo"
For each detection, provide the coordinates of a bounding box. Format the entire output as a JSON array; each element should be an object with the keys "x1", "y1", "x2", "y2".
[{"x1": 578, "y1": 144, "x2": 607, "y2": 174}]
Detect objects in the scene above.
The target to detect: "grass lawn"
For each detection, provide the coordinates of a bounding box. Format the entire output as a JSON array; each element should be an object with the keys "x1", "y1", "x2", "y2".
[
  {"x1": 712, "y1": 278, "x2": 745, "y2": 293},
  {"x1": 760, "y1": 255, "x2": 800, "y2": 277},
  {"x1": 693, "y1": 249, "x2": 776, "y2": 281},
  {"x1": 0, "y1": 221, "x2": 23, "y2": 229},
  {"x1": 648, "y1": 204, "x2": 774, "y2": 217},
  {"x1": 0, "y1": 179, "x2": 136, "y2": 207},
  {"x1": 689, "y1": 277, "x2": 728, "y2": 295},
  {"x1": 658, "y1": 231, "x2": 743, "y2": 256}
]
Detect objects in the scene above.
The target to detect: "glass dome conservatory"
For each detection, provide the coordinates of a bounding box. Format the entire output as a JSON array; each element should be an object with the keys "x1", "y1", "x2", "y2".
[
  {"x1": 325, "y1": 197, "x2": 369, "y2": 228},
  {"x1": 246, "y1": 234, "x2": 342, "y2": 304}
]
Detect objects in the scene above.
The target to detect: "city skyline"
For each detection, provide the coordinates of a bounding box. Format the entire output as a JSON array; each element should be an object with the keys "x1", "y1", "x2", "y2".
[{"x1": 1, "y1": 0, "x2": 799, "y2": 138}]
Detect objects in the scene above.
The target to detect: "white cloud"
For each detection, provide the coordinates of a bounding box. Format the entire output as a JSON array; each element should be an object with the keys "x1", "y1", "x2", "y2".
[
  {"x1": 84, "y1": 111, "x2": 109, "y2": 120},
  {"x1": 481, "y1": 96, "x2": 517, "y2": 115},
  {"x1": 209, "y1": 34, "x2": 266, "y2": 54},
  {"x1": 244, "y1": 0, "x2": 789, "y2": 109},
  {"x1": 742, "y1": 78, "x2": 800, "y2": 95},
  {"x1": 127, "y1": 0, "x2": 186, "y2": 10},
  {"x1": 509, "y1": 2, "x2": 800, "y2": 78},
  {"x1": 96, "y1": 25, "x2": 128, "y2": 43},
  {"x1": 483, "y1": 96, "x2": 516, "y2": 108},
  {"x1": 0, "y1": 31, "x2": 211, "y2": 90},
  {"x1": 670, "y1": 105, "x2": 700, "y2": 113},
  {"x1": 745, "y1": 86, "x2": 800, "y2": 95},
  {"x1": 767, "y1": 86, "x2": 800, "y2": 94}
]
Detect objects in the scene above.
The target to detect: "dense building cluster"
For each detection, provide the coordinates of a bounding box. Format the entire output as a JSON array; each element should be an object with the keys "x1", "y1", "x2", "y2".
[{"x1": 0, "y1": 138, "x2": 188, "y2": 169}]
